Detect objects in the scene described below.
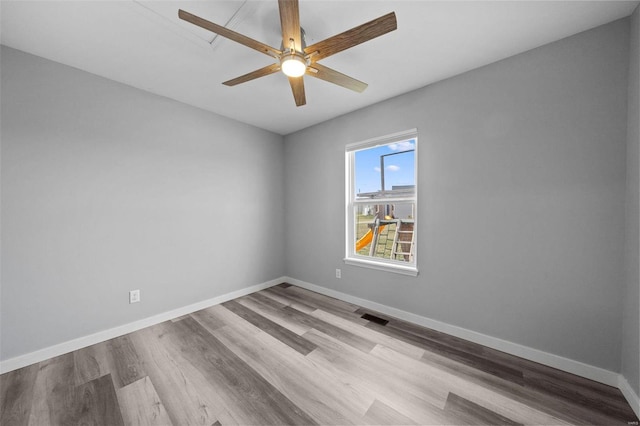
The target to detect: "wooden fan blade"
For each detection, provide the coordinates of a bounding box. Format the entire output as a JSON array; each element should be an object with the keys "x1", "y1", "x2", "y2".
[
  {"x1": 278, "y1": 0, "x2": 302, "y2": 52},
  {"x1": 288, "y1": 77, "x2": 306, "y2": 106},
  {"x1": 307, "y1": 63, "x2": 367, "y2": 93},
  {"x1": 304, "y1": 12, "x2": 397, "y2": 62},
  {"x1": 179, "y1": 9, "x2": 281, "y2": 58},
  {"x1": 223, "y1": 63, "x2": 281, "y2": 86}
]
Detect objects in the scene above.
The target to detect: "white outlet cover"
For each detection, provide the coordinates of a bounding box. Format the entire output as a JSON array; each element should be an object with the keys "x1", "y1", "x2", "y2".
[{"x1": 129, "y1": 290, "x2": 140, "y2": 304}]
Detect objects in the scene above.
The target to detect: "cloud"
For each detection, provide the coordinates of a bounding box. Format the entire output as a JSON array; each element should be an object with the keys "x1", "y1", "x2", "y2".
[
  {"x1": 374, "y1": 166, "x2": 381, "y2": 172},
  {"x1": 388, "y1": 141, "x2": 415, "y2": 152},
  {"x1": 386, "y1": 165, "x2": 400, "y2": 172}
]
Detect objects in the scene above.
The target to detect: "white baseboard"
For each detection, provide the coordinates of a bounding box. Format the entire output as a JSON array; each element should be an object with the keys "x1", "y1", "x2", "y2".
[
  {"x1": 0, "y1": 277, "x2": 284, "y2": 374},
  {"x1": 619, "y1": 375, "x2": 640, "y2": 419},
  {"x1": 284, "y1": 276, "x2": 621, "y2": 388}
]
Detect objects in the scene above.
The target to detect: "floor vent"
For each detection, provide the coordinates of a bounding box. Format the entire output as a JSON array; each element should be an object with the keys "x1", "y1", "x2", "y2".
[{"x1": 360, "y1": 313, "x2": 389, "y2": 326}]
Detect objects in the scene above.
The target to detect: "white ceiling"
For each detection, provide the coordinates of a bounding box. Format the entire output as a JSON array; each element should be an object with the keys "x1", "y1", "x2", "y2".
[{"x1": 1, "y1": 1, "x2": 638, "y2": 135}]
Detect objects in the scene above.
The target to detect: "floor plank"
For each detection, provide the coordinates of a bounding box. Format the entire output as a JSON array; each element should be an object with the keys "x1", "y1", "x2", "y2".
[
  {"x1": 27, "y1": 353, "x2": 76, "y2": 425},
  {"x1": 73, "y1": 341, "x2": 110, "y2": 387},
  {"x1": 236, "y1": 294, "x2": 312, "y2": 335},
  {"x1": 310, "y1": 308, "x2": 425, "y2": 360},
  {"x1": 370, "y1": 342, "x2": 570, "y2": 425},
  {"x1": 116, "y1": 376, "x2": 172, "y2": 426},
  {"x1": 0, "y1": 363, "x2": 38, "y2": 426},
  {"x1": 221, "y1": 299, "x2": 318, "y2": 355},
  {"x1": 106, "y1": 334, "x2": 146, "y2": 389},
  {"x1": 211, "y1": 324, "x2": 373, "y2": 424},
  {"x1": 362, "y1": 399, "x2": 418, "y2": 425},
  {"x1": 261, "y1": 287, "x2": 318, "y2": 313},
  {"x1": 444, "y1": 392, "x2": 522, "y2": 425},
  {"x1": 130, "y1": 322, "x2": 232, "y2": 426},
  {"x1": 523, "y1": 370, "x2": 637, "y2": 423},
  {"x1": 417, "y1": 343, "x2": 614, "y2": 425},
  {"x1": 365, "y1": 319, "x2": 526, "y2": 385},
  {"x1": 67, "y1": 374, "x2": 124, "y2": 426},
  {"x1": 268, "y1": 285, "x2": 369, "y2": 324},
  {"x1": 303, "y1": 328, "x2": 453, "y2": 424},
  {"x1": 243, "y1": 292, "x2": 377, "y2": 353},
  {"x1": 166, "y1": 316, "x2": 318, "y2": 425}
]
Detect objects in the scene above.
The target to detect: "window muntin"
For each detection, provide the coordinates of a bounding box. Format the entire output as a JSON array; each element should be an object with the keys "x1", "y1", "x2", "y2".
[{"x1": 346, "y1": 130, "x2": 418, "y2": 275}]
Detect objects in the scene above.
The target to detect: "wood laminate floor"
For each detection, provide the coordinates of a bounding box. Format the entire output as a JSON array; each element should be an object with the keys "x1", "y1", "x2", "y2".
[{"x1": 1, "y1": 283, "x2": 638, "y2": 425}]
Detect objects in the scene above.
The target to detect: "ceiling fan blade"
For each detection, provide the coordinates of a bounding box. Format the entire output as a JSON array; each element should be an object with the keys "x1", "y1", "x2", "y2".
[
  {"x1": 178, "y1": 9, "x2": 281, "y2": 58},
  {"x1": 307, "y1": 63, "x2": 367, "y2": 93},
  {"x1": 223, "y1": 63, "x2": 281, "y2": 86},
  {"x1": 288, "y1": 77, "x2": 306, "y2": 106},
  {"x1": 278, "y1": 0, "x2": 302, "y2": 52},
  {"x1": 304, "y1": 12, "x2": 397, "y2": 62}
]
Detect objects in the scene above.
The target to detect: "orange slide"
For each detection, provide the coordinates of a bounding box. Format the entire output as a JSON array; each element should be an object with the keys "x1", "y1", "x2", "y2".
[{"x1": 355, "y1": 226, "x2": 386, "y2": 251}]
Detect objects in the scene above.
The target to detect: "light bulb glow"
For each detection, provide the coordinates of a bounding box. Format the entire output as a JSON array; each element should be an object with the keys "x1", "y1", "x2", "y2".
[{"x1": 281, "y1": 53, "x2": 307, "y2": 77}]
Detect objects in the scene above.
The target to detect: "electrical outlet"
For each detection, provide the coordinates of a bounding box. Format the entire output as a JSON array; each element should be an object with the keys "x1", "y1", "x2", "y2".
[
  {"x1": 336, "y1": 269, "x2": 341, "y2": 279},
  {"x1": 129, "y1": 289, "x2": 140, "y2": 304}
]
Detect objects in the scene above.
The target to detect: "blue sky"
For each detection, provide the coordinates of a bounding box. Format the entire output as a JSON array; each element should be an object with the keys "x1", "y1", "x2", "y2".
[{"x1": 354, "y1": 139, "x2": 415, "y2": 194}]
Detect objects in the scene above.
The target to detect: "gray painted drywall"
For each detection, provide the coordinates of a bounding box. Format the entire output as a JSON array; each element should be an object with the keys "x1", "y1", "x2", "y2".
[
  {"x1": 0, "y1": 46, "x2": 285, "y2": 361},
  {"x1": 284, "y1": 19, "x2": 630, "y2": 371},
  {"x1": 622, "y1": 5, "x2": 640, "y2": 396}
]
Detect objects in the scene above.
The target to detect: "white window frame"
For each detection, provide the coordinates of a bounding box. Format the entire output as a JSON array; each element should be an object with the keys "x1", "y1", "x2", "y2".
[{"x1": 345, "y1": 129, "x2": 418, "y2": 276}]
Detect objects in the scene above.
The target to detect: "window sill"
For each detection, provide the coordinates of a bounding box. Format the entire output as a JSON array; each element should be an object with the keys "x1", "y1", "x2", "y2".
[{"x1": 344, "y1": 257, "x2": 418, "y2": 276}]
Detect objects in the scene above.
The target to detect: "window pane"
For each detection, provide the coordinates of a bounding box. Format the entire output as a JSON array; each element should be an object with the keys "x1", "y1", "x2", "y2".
[
  {"x1": 354, "y1": 140, "x2": 415, "y2": 200},
  {"x1": 355, "y1": 203, "x2": 415, "y2": 263}
]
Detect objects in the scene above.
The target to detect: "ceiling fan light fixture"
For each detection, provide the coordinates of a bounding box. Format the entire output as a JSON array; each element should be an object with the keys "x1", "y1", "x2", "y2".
[{"x1": 280, "y1": 52, "x2": 307, "y2": 77}]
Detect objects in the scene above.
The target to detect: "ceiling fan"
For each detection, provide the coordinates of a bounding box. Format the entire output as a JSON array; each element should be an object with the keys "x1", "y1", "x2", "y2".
[{"x1": 178, "y1": 1, "x2": 397, "y2": 107}]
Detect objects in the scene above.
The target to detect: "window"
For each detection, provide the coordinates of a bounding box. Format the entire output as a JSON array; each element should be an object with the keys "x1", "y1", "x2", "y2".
[{"x1": 345, "y1": 129, "x2": 418, "y2": 276}]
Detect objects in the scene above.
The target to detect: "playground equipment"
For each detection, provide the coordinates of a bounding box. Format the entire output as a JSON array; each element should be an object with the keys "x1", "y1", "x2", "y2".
[
  {"x1": 356, "y1": 227, "x2": 384, "y2": 251},
  {"x1": 356, "y1": 217, "x2": 415, "y2": 261}
]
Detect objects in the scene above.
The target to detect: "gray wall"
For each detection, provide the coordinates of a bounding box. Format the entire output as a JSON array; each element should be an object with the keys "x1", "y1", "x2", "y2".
[
  {"x1": 284, "y1": 19, "x2": 630, "y2": 371},
  {"x1": 0, "y1": 46, "x2": 285, "y2": 361},
  {"x1": 622, "y1": 5, "x2": 640, "y2": 396}
]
